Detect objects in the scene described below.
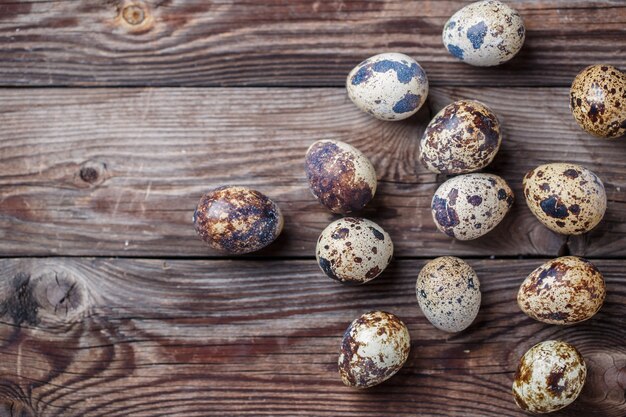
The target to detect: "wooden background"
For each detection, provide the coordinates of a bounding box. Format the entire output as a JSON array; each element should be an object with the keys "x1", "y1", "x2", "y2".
[{"x1": 0, "y1": 1, "x2": 625, "y2": 416}]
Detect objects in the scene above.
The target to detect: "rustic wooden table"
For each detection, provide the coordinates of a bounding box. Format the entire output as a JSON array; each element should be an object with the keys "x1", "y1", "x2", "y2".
[{"x1": 0, "y1": 1, "x2": 625, "y2": 416}]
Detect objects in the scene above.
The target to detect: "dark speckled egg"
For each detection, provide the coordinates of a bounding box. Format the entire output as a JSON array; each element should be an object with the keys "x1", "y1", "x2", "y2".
[
  {"x1": 420, "y1": 100, "x2": 502, "y2": 174},
  {"x1": 570, "y1": 64, "x2": 626, "y2": 139},
  {"x1": 523, "y1": 163, "x2": 606, "y2": 235},
  {"x1": 305, "y1": 140, "x2": 377, "y2": 214},
  {"x1": 193, "y1": 186, "x2": 283, "y2": 254}
]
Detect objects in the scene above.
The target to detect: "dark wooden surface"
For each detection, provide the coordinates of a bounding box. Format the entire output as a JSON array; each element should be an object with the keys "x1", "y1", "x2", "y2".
[{"x1": 0, "y1": 1, "x2": 625, "y2": 416}]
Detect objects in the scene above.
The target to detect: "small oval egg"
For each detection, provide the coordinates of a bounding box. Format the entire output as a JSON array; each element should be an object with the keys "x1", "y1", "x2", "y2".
[
  {"x1": 443, "y1": 0, "x2": 525, "y2": 67},
  {"x1": 305, "y1": 140, "x2": 377, "y2": 214},
  {"x1": 431, "y1": 173, "x2": 514, "y2": 240},
  {"x1": 346, "y1": 52, "x2": 429, "y2": 121},
  {"x1": 523, "y1": 163, "x2": 607, "y2": 235},
  {"x1": 416, "y1": 257, "x2": 481, "y2": 332},
  {"x1": 570, "y1": 64, "x2": 626, "y2": 139},
  {"x1": 513, "y1": 340, "x2": 586, "y2": 414},
  {"x1": 316, "y1": 217, "x2": 393, "y2": 284},
  {"x1": 420, "y1": 100, "x2": 502, "y2": 174},
  {"x1": 193, "y1": 186, "x2": 283, "y2": 254},
  {"x1": 517, "y1": 256, "x2": 606, "y2": 325},
  {"x1": 338, "y1": 311, "x2": 410, "y2": 388}
]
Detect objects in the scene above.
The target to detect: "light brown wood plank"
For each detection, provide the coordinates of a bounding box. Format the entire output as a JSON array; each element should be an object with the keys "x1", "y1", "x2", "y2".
[
  {"x1": 0, "y1": 0, "x2": 624, "y2": 87},
  {"x1": 0, "y1": 258, "x2": 624, "y2": 416},
  {"x1": 1, "y1": 87, "x2": 626, "y2": 258}
]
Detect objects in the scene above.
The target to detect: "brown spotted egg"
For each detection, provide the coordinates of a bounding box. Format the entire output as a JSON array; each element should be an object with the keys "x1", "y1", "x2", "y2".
[
  {"x1": 193, "y1": 186, "x2": 283, "y2": 254},
  {"x1": 431, "y1": 173, "x2": 514, "y2": 240},
  {"x1": 346, "y1": 52, "x2": 429, "y2": 121},
  {"x1": 316, "y1": 217, "x2": 393, "y2": 284},
  {"x1": 523, "y1": 163, "x2": 607, "y2": 235},
  {"x1": 420, "y1": 100, "x2": 502, "y2": 174},
  {"x1": 443, "y1": 0, "x2": 525, "y2": 67},
  {"x1": 513, "y1": 340, "x2": 586, "y2": 414},
  {"x1": 517, "y1": 256, "x2": 605, "y2": 325},
  {"x1": 416, "y1": 257, "x2": 481, "y2": 332},
  {"x1": 338, "y1": 311, "x2": 410, "y2": 389},
  {"x1": 305, "y1": 140, "x2": 377, "y2": 214},
  {"x1": 570, "y1": 64, "x2": 626, "y2": 139}
]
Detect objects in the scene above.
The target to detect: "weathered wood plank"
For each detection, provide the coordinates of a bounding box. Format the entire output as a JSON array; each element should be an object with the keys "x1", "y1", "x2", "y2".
[
  {"x1": 0, "y1": 0, "x2": 624, "y2": 87},
  {"x1": 1, "y1": 87, "x2": 625, "y2": 258},
  {"x1": 0, "y1": 258, "x2": 624, "y2": 416}
]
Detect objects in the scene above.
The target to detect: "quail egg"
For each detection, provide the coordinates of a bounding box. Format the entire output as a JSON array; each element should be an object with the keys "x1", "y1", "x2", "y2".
[
  {"x1": 338, "y1": 311, "x2": 410, "y2": 389},
  {"x1": 193, "y1": 186, "x2": 283, "y2": 254},
  {"x1": 523, "y1": 163, "x2": 607, "y2": 235},
  {"x1": 420, "y1": 100, "x2": 502, "y2": 174},
  {"x1": 513, "y1": 340, "x2": 587, "y2": 414},
  {"x1": 517, "y1": 256, "x2": 605, "y2": 325},
  {"x1": 570, "y1": 64, "x2": 626, "y2": 139},
  {"x1": 305, "y1": 140, "x2": 377, "y2": 214},
  {"x1": 416, "y1": 257, "x2": 481, "y2": 332},
  {"x1": 346, "y1": 52, "x2": 429, "y2": 121},
  {"x1": 316, "y1": 217, "x2": 393, "y2": 284},
  {"x1": 431, "y1": 173, "x2": 514, "y2": 240},
  {"x1": 443, "y1": 0, "x2": 525, "y2": 66}
]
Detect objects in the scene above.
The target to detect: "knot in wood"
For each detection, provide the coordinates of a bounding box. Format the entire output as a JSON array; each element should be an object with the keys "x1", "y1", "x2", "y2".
[
  {"x1": 117, "y1": 1, "x2": 154, "y2": 33},
  {"x1": 78, "y1": 160, "x2": 106, "y2": 186},
  {"x1": 122, "y1": 4, "x2": 145, "y2": 25}
]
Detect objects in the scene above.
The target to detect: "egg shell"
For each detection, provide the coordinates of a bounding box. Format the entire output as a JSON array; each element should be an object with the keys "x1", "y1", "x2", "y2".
[
  {"x1": 431, "y1": 173, "x2": 514, "y2": 240},
  {"x1": 420, "y1": 100, "x2": 502, "y2": 174},
  {"x1": 305, "y1": 140, "x2": 377, "y2": 214},
  {"x1": 193, "y1": 186, "x2": 283, "y2": 254},
  {"x1": 523, "y1": 163, "x2": 607, "y2": 235},
  {"x1": 316, "y1": 217, "x2": 393, "y2": 284},
  {"x1": 416, "y1": 257, "x2": 481, "y2": 332},
  {"x1": 517, "y1": 256, "x2": 605, "y2": 325},
  {"x1": 346, "y1": 52, "x2": 429, "y2": 121},
  {"x1": 513, "y1": 340, "x2": 586, "y2": 414},
  {"x1": 338, "y1": 311, "x2": 410, "y2": 389},
  {"x1": 570, "y1": 64, "x2": 626, "y2": 139},
  {"x1": 443, "y1": 0, "x2": 525, "y2": 67}
]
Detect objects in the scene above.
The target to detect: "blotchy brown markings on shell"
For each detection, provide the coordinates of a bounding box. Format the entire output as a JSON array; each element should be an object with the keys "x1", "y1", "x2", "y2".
[
  {"x1": 525, "y1": 260, "x2": 568, "y2": 295},
  {"x1": 305, "y1": 142, "x2": 373, "y2": 214},
  {"x1": 546, "y1": 366, "x2": 567, "y2": 397},
  {"x1": 338, "y1": 325, "x2": 361, "y2": 386}
]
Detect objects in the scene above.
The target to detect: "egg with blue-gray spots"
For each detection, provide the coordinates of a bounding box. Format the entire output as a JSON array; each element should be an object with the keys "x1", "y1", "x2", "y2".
[
  {"x1": 443, "y1": 0, "x2": 525, "y2": 67},
  {"x1": 420, "y1": 100, "x2": 502, "y2": 174},
  {"x1": 316, "y1": 217, "x2": 393, "y2": 284},
  {"x1": 431, "y1": 173, "x2": 514, "y2": 240},
  {"x1": 523, "y1": 163, "x2": 607, "y2": 235},
  {"x1": 193, "y1": 186, "x2": 283, "y2": 254},
  {"x1": 346, "y1": 52, "x2": 428, "y2": 121},
  {"x1": 416, "y1": 257, "x2": 481, "y2": 333}
]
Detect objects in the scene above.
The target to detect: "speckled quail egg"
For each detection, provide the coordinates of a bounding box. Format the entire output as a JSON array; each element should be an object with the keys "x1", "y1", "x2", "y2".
[
  {"x1": 443, "y1": 0, "x2": 525, "y2": 67},
  {"x1": 431, "y1": 173, "x2": 514, "y2": 240},
  {"x1": 570, "y1": 64, "x2": 626, "y2": 139},
  {"x1": 193, "y1": 186, "x2": 283, "y2": 254},
  {"x1": 420, "y1": 100, "x2": 502, "y2": 174},
  {"x1": 416, "y1": 257, "x2": 481, "y2": 332},
  {"x1": 305, "y1": 140, "x2": 377, "y2": 214},
  {"x1": 346, "y1": 52, "x2": 429, "y2": 121},
  {"x1": 338, "y1": 311, "x2": 410, "y2": 388},
  {"x1": 316, "y1": 217, "x2": 393, "y2": 284},
  {"x1": 517, "y1": 256, "x2": 605, "y2": 325},
  {"x1": 523, "y1": 163, "x2": 607, "y2": 235},
  {"x1": 513, "y1": 340, "x2": 587, "y2": 414}
]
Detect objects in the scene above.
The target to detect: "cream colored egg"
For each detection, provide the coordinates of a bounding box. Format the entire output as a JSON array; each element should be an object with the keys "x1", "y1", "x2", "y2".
[
  {"x1": 316, "y1": 217, "x2": 393, "y2": 284},
  {"x1": 517, "y1": 256, "x2": 605, "y2": 325},
  {"x1": 338, "y1": 311, "x2": 410, "y2": 388},
  {"x1": 346, "y1": 52, "x2": 428, "y2": 121},
  {"x1": 513, "y1": 340, "x2": 586, "y2": 414},
  {"x1": 431, "y1": 173, "x2": 514, "y2": 240},
  {"x1": 416, "y1": 257, "x2": 481, "y2": 332},
  {"x1": 523, "y1": 163, "x2": 607, "y2": 235}
]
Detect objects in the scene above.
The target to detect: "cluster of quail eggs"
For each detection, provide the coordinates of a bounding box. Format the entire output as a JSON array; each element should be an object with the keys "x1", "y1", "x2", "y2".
[{"x1": 188, "y1": 0, "x2": 622, "y2": 413}]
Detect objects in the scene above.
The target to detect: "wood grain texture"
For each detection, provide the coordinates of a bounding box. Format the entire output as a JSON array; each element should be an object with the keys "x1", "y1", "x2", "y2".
[
  {"x1": 0, "y1": 0, "x2": 625, "y2": 87},
  {"x1": 0, "y1": 257, "x2": 624, "y2": 416},
  {"x1": 1, "y1": 87, "x2": 625, "y2": 258}
]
